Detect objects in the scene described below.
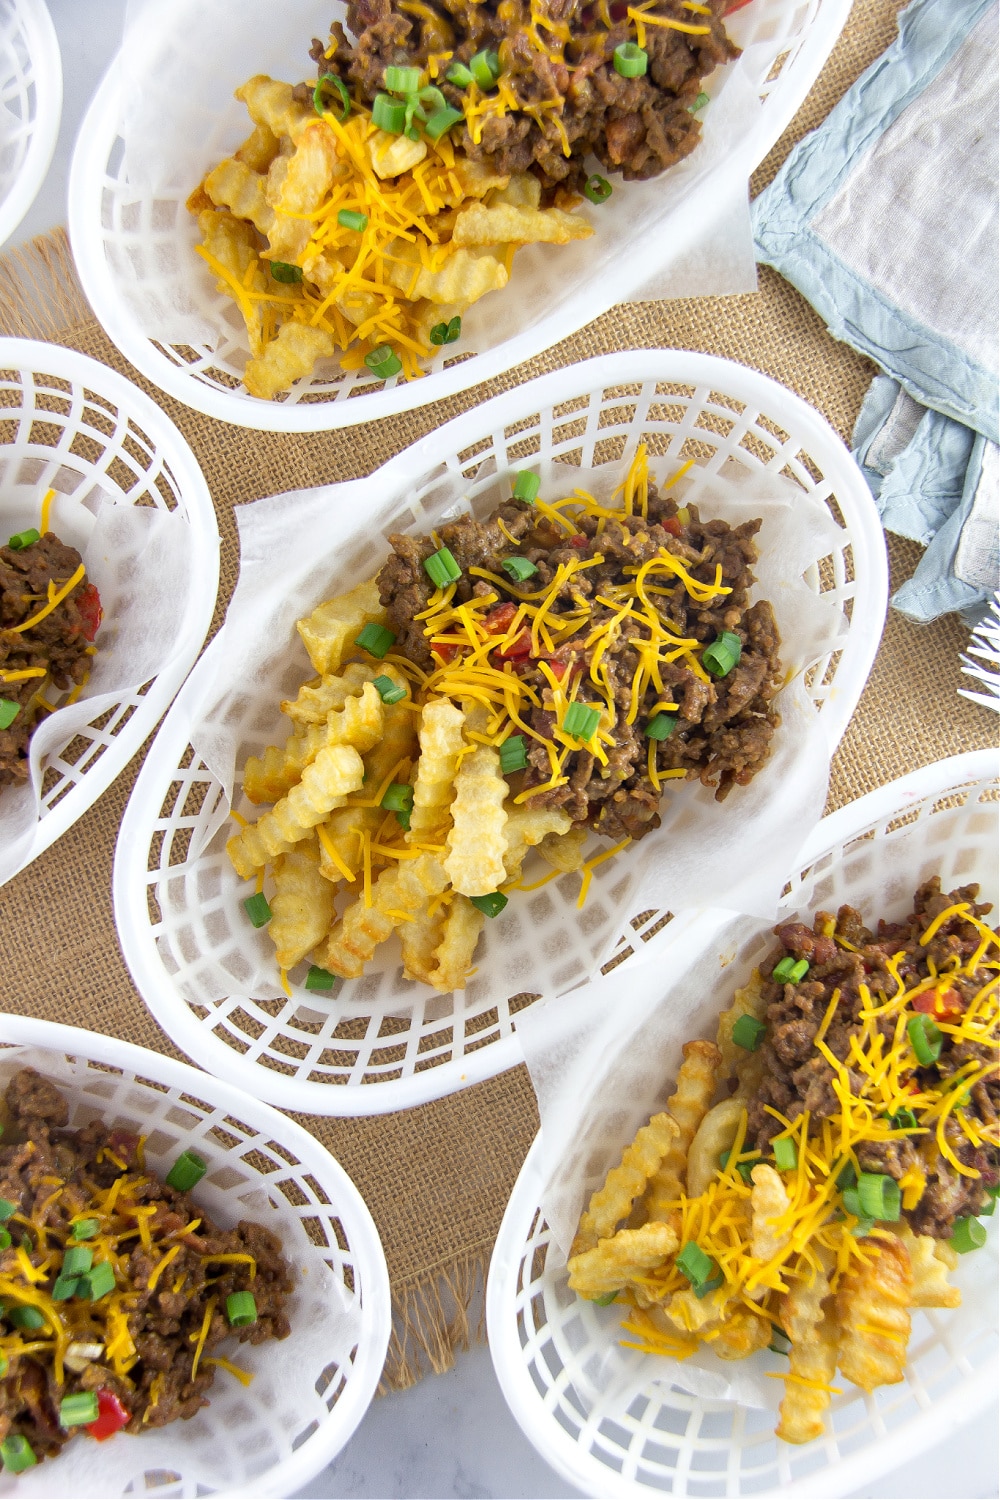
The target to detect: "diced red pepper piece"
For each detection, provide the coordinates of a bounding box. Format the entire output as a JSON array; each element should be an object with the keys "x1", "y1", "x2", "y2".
[
  {"x1": 662, "y1": 516, "x2": 683, "y2": 538},
  {"x1": 431, "y1": 642, "x2": 459, "y2": 665},
  {"x1": 494, "y1": 630, "x2": 532, "y2": 660},
  {"x1": 912, "y1": 988, "x2": 963, "y2": 1018},
  {"x1": 483, "y1": 602, "x2": 517, "y2": 634},
  {"x1": 86, "y1": 1388, "x2": 130, "y2": 1442},
  {"x1": 75, "y1": 583, "x2": 103, "y2": 642},
  {"x1": 569, "y1": 534, "x2": 588, "y2": 548}
]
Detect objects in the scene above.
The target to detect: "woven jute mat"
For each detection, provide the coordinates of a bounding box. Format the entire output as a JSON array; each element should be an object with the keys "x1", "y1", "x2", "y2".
[{"x1": 0, "y1": 0, "x2": 995, "y2": 1390}]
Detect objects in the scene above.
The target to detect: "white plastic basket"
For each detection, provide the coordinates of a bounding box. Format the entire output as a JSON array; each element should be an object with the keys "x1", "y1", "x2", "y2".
[
  {"x1": 112, "y1": 350, "x2": 885, "y2": 1117},
  {"x1": 0, "y1": 1012, "x2": 391, "y2": 1500},
  {"x1": 67, "y1": 0, "x2": 850, "y2": 431},
  {"x1": 486, "y1": 749, "x2": 1000, "y2": 1500},
  {"x1": 0, "y1": 0, "x2": 60, "y2": 249},
  {"x1": 0, "y1": 337, "x2": 218, "y2": 883}
]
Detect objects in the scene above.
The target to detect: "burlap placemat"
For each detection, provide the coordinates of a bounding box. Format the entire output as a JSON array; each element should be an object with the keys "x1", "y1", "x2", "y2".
[{"x1": 0, "y1": 0, "x2": 995, "y2": 1391}]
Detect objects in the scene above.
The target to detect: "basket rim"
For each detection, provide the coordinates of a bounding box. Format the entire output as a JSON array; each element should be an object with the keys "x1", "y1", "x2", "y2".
[
  {"x1": 112, "y1": 347, "x2": 888, "y2": 1117},
  {"x1": 66, "y1": 0, "x2": 852, "y2": 431},
  {"x1": 485, "y1": 747, "x2": 1000, "y2": 1500},
  {"x1": 0, "y1": 1011, "x2": 392, "y2": 1500},
  {"x1": 0, "y1": 0, "x2": 61, "y2": 250},
  {"x1": 0, "y1": 335, "x2": 220, "y2": 882}
]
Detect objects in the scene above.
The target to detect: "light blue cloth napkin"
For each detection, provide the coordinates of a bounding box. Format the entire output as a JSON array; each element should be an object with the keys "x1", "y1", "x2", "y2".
[{"x1": 752, "y1": 0, "x2": 999, "y2": 624}]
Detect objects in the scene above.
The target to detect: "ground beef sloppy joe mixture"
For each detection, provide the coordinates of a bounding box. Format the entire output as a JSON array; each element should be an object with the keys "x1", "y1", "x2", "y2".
[{"x1": 0, "y1": 1070, "x2": 292, "y2": 1470}]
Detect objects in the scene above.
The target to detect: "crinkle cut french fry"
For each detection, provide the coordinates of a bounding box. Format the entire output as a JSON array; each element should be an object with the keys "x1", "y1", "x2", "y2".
[
  {"x1": 245, "y1": 320, "x2": 340, "y2": 402},
  {"x1": 203, "y1": 158, "x2": 274, "y2": 239},
  {"x1": 643, "y1": 1039, "x2": 721, "y2": 1219},
  {"x1": 776, "y1": 1253, "x2": 838, "y2": 1444},
  {"x1": 360, "y1": 664, "x2": 418, "y2": 786},
  {"x1": 281, "y1": 661, "x2": 374, "y2": 724},
  {"x1": 296, "y1": 580, "x2": 386, "y2": 676},
  {"x1": 399, "y1": 902, "x2": 446, "y2": 987},
  {"x1": 620, "y1": 1304, "x2": 699, "y2": 1359},
  {"x1": 236, "y1": 75, "x2": 313, "y2": 144},
  {"x1": 196, "y1": 209, "x2": 270, "y2": 356},
  {"x1": 716, "y1": 968, "x2": 769, "y2": 1099},
  {"x1": 244, "y1": 678, "x2": 382, "y2": 805},
  {"x1": 227, "y1": 744, "x2": 364, "y2": 877},
  {"x1": 571, "y1": 1112, "x2": 679, "y2": 1258},
  {"x1": 431, "y1": 895, "x2": 484, "y2": 992},
  {"x1": 662, "y1": 1283, "x2": 733, "y2": 1335},
  {"x1": 320, "y1": 853, "x2": 449, "y2": 979},
  {"x1": 408, "y1": 697, "x2": 465, "y2": 841},
  {"x1": 895, "y1": 1224, "x2": 961, "y2": 1307},
  {"x1": 502, "y1": 806, "x2": 572, "y2": 882},
  {"x1": 269, "y1": 839, "x2": 336, "y2": 970},
  {"x1": 235, "y1": 122, "x2": 280, "y2": 173},
  {"x1": 835, "y1": 1233, "x2": 912, "y2": 1390},
  {"x1": 536, "y1": 824, "x2": 587, "y2": 873},
  {"x1": 444, "y1": 744, "x2": 507, "y2": 897},
  {"x1": 266, "y1": 119, "x2": 344, "y2": 264},
  {"x1": 453, "y1": 200, "x2": 593, "y2": 247},
  {"x1": 710, "y1": 1302, "x2": 772, "y2": 1361},
  {"x1": 750, "y1": 1162, "x2": 792, "y2": 1266},
  {"x1": 686, "y1": 1097, "x2": 747, "y2": 1198},
  {"x1": 382, "y1": 240, "x2": 508, "y2": 306},
  {"x1": 566, "y1": 1221, "x2": 679, "y2": 1300}
]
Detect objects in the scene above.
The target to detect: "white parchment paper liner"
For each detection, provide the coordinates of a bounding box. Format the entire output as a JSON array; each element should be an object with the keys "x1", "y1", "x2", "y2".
[
  {"x1": 176, "y1": 453, "x2": 847, "y2": 1006},
  {"x1": 0, "y1": 1040, "x2": 359, "y2": 1499},
  {"x1": 115, "y1": 0, "x2": 757, "y2": 355},
  {"x1": 0, "y1": 488, "x2": 193, "y2": 884}
]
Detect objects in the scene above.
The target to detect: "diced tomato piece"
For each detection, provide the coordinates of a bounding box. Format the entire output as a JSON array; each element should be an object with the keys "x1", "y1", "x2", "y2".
[
  {"x1": 662, "y1": 516, "x2": 683, "y2": 537},
  {"x1": 569, "y1": 534, "x2": 588, "y2": 548},
  {"x1": 725, "y1": 0, "x2": 753, "y2": 10},
  {"x1": 76, "y1": 583, "x2": 103, "y2": 642},
  {"x1": 431, "y1": 642, "x2": 458, "y2": 665},
  {"x1": 912, "y1": 987, "x2": 964, "y2": 1018},
  {"x1": 86, "y1": 1388, "x2": 130, "y2": 1442},
  {"x1": 494, "y1": 630, "x2": 532, "y2": 660},
  {"x1": 483, "y1": 602, "x2": 517, "y2": 634}
]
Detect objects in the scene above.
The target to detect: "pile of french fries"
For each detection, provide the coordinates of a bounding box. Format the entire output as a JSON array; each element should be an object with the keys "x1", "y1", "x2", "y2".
[
  {"x1": 226, "y1": 578, "x2": 583, "y2": 994},
  {"x1": 189, "y1": 76, "x2": 592, "y2": 399},
  {"x1": 566, "y1": 971, "x2": 965, "y2": 1444}
]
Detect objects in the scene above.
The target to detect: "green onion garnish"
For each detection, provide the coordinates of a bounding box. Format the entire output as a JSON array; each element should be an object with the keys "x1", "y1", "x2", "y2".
[
  {"x1": 0, "y1": 1230, "x2": 10, "y2": 1250},
  {"x1": 645, "y1": 712, "x2": 677, "y2": 741},
  {"x1": 314, "y1": 73, "x2": 350, "y2": 120},
  {"x1": 380, "y1": 783, "x2": 414, "y2": 814},
  {"x1": 384, "y1": 64, "x2": 422, "y2": 94},
  {"x1": 7, "y1": 528, "x2": 40, "y2": 550},
  {"x1": 425, "y1": 106, "x2": 464, "y2": 141},
  {"x1": 0, "y1": 700, "x2": 19, "y2": 731},
  {"x1": 445, "y1": 61, "x2": 474, "y2": 86},
  {"x1": 355, "y1": 622, "x2": 397, "y2": 658},
  {"x1": 857, "y1": 1171, "x2": 901, "y2": 1221},
  {"x1": 8, "y1": 1306, "x2": 45, "y2": 1329},
  {"x1": 51, "y1": 1275, "x2": 79, "y2": 1301},
  {"x1": 81, "y1": 1259, "x2": 116, "y2": 1301},
  {"x1": 719, "y1": 1148, "x2": 757, "y2": 1184},
  {"x1": 772, "y1": 1136, "x2": 797, "y2": 1171},
  {"x1": 850, "y1": 1217, "x2": 876, "y2": 1238},
  {"x1": 512, "y1": 470, "x2": 540, "y2": 503},
  {"x1": 469, "y1": 891, "x2": 509, "y2": 918},
  {"x1": 429, "y1": 314, "x2": 462, "y2": 344},
  {"x1": 613, "y1": 41, "x2": 648, "y2": 77},
  {"x1": 590, "y1": 1289, "x2": 619, "y2": 1305},
  {"x1": 469, "y1": 49, "x2": 500, "y2": 89},
  {"x1": 772, "y1": 956, "x2": 808, "y2": 983},
  {"x1": 689, "y1": 90, "x2": 710, "y2": 112},
  {"x1": 270, "y1": 261, "x2": 303, "y2": 283},
  {"x1": 907, "y1": 1014, "x2": 942, "y2": 1066},
  {"x1": 949, "y1": 1216, "x2": 986, "y2": 1254},
  {"x1": 364, "y1": 344, "x2": 402, "y2": 380},
  {"x1": 71, "y1": 1218, "x2": 99, "y2": 1240},
  {"x1": 702, "y1": 630, "x2": 742, "y2": 678},
  {"x1": 60, "y1": 1391, "x2": 99, "y2": 1427},
  {"x1": 981, "y1": 1193, "x2": 997, "y2": 1216},
  {"x1": 500, "y1": 555, "x2": 538, "y2": 583},
  {"x1": 305, "y1": 965, "x2": 337, "y2": 993},
  {"x1": 676, "y1": 1240, "x2": 715, "y2": 1288},
  {"x1": 0, "y1": 1199, "x2": 16, "y2": 1222},
  {"x1": 499, "y1": 735, "x2": 528, "y2": 773},
  {"x1": 583, "y1": 174, "x2": 612, "y2": 204},
  {"x1": 62, "y1": 1245, "x2": 94, "y2": 1278},
  {"x1": 372, "y1": 674, "x2": 407, "y2": 705},
  {"x1": 731, "y1": 1014, "x2": 766, "y2": 1051},
  {"x1": 836, "y1": 1162, "x2": 857, "y2": 1190},
  {"x1": 165, "y1": 1149, "x2": 207, "y2": 1193},
  {"x1": 419, "y1": 85, "x2": 448, "y2": 111},
  {"x1": 337, "y1": 209, "x2": 368, "y2": 232},
  {"x1": 372, "y1": 93, "x2": 407, "y2": 133},
  {"x1": 694, "y1": 1271, "x2": 724, "y2": 1299},
  {"x1": 423, "y1": 546, "x2": 462, "y2": 588},
  {"x1": 0, "y1": 1435, "x2": 36, "y2": 1472},
  {"x1": 886, "y1": 1107, "x2": 919, "y2": 1131},
  {"x1": 768, "y1": 1330, "x2": 791, "y2": 1356},
  {"x1": 243, "y1": 892, "x2": 272, "y2": 929},
  {"x1": 226, "y1": 1290, "x2": 258, "y2": 1327},
  {"x1": 562, "y1": 702, "x2": 600, "y2": 742}
]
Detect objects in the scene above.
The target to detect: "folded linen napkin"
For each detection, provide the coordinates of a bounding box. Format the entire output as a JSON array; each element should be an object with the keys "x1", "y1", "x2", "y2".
[{"x1": 753, "y1": 0, "x2": 999, "y2": 625}]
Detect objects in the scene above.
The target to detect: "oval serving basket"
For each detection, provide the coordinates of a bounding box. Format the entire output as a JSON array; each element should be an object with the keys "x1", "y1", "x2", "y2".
[
  {"x1": 0, "y1": 338, "x2": 219, "y2": 884},
  {"x1": 68, "y1": 0, "x2": 850, "y2": 431},
  {"x1": 112, "y1": 350, "x2": 886, "y2": 1117},
  {"x1": 0, "y1": 0, "x2": 60, "y2": 249},
  {"x1": 0, "y1": 1012, "x2": 391, "y2": 1500},
  {"x1": 485, "y1": 749, "x2": 1000, "y2": 1500}
]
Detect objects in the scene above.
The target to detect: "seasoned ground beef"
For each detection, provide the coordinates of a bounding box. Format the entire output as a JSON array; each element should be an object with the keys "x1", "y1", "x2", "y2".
[
  {"x1": 309, "y1": 0, "x2": 739, "y2": 198},
  {"x1": 0, "y1": 1071, "x2": 292, "y2": 1466},
  {"x1": 376, "y1": 478, "x2": 782, "y2": 841},
  {"x1": 738, "y1": 880, "x2": 1000, "y2": 1238},
  {"x1": 0, "y1": 532, "x2": 101, "y2": 788}
]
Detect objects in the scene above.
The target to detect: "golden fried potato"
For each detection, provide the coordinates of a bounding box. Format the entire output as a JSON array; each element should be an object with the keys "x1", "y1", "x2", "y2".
[
  {"x1": 895, "y1": 1224, "x2": 961, "y2": 1308},
  {"x1": 644, "y1": 1039, "x2": 721, "y2": 1219},
  {"x1": 383, "y1": 240, "x2": 508, "y2": 306},
  {"x1": 204, "y1": 158, "x2": 275, "y2": 238},
  {"x1": 662, "y1": 1283, "x2": 733, "y2": 1335},
  {"x1": 236, "y1": 122, "x2": 280, "y2": 173},
  {"x1": 502, "y1": 805, "x2": 574, "y2": 881},
  {"x1": 367, "y1": 129, "x2": 428, "y2": 179},
  {"x1": 408, "y1": 698, "x2": 465, "y2": 841},
  {"x1": 266, "y1": 120, "x2": 344, "y2": 263},
  {"x1": 710, "y1": 1303, "x2": 771, "y2": 1361},
  {"x1": 227, "y1": 744, "x2": 365, "y2": 876},
  {"x1": 488, "y1": 173, "x2": 542, "y2": 210},
  {"x1": 620, "y1": 1305, "x2": 700, "y2": 1359},
  {"x1": 750, "y1": 1163, "x2": 792, "y2": 1266},
  {"x1": 236, "y1": 75, "x2": 312, "y2": 143},
  {"x1": 399, "y1": 902, "x2": 447, "y2": 986},
  {"x1": 196, "y1": 209, "x2": 270, "y2": 356},
  {"x1": 321, "y1": 852, "x2": 449, "y2": 978},
  {"x1": 244, "y1": 320, "x2": 339, "y2": 400},
  {"x1": 836, "y1": 1235, "x2": 912, "y2": 1390},
  {"x1": 536, "y1": 824, "x2": 587, "y2": 873},
  {"x1": 572, "y1": 1112, "x2": 679, "y2": 1257},
  {"x1": 775, "y1": 1255, "x2": 838, "y2": 1444},
  {"x1": 430, "y1": 894, "x2": 484, "y2": 992},
  {"x1": 269, "y1": 839, "x2": 336, "y2": 969},
  {"x1": 444, "y1": 745, "x2": 508, "y2": 897},
  {"x1": 450, "y1": 158, "x2": 511, "y2": 201},
  {"x1": 297, "y1": 581, "x2": 386, "y2": 676},
  {"x1": 567, "y1": 1222, "x2": 679, "y2": 1300},
  {"x1": 716, "y1": 968, "x2": 769, "y2": 1099},
  {"x1": 281, "y1": 661, "x2": 375, "y2": 724},
  {"x1": 687, "y1": 1098, "x2": 747, "y2": 1197},
  {"x1": 452, "y1": 200, "x2": 593, "y2": 247}
]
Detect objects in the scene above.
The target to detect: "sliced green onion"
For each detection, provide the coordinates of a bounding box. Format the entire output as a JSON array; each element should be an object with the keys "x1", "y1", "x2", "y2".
[
  {"x1": 0, "y1": 1435, "x2": 36, "y2": 1472},
  {"x1": 314, "y1": 73, "x2": 350, "y2": 120},
  {"x1": 583, "y1": 173, "x2": 612, "y2": 205},
  {"x1": 419, "y1": 85, "x2": 448, "y2": 111},
  {"x1": 430, "y1": 314, "x2": 463, "y2": 344},
  {"x1": 694, "y1": 1271, "x2": 724, "y2": 1299},
  {"x1": 773, "y1": 1136, "x2": 797, "y2": 1171},
  {"x1": 645, "y1": 712, "x2": 677, "y2": 741},
  {"x1": 7, "y1": 528, "x2": 40, "y2": 550},
  {"x1": 426, "y1": 105, "x2": 464, "y2": 141},
  {"x1": 0, "y1": 1199, "x2": 16, "y2": 1222},
  {"x1": 372, "y1": 93, "x2": 407, "y2": 133},
  {"x1": 8, "y1": 1306, "x2": 45, "y2": 1329},
  {"x1": 676, "y1": 1240, "x2": 714, "y2": 1287},
  {"x1": 731, "y1": 1014, "x2": 766, "y2": 1051},
  {"x1": 470, "y1": 891, "x2": 508, "y2": 918},
  {"x1": 857, "y1": 1171, "x2": 901, "y2": 1222},
  {"x1": 226, "y1": 1290, "x2": 258, "y2": 1327},
  {"x1": 590, "y1": 1289, "x2": 619, "y2": 1305},
  {"x1": 613, "y1": 41, "x2": 648, "y2": 77},
  {"x1": 60, "y1": 1390, "x2": 99, "y2": 1427},
  {"x1": 384, "y1": 64, "x2": 422, "y2": 94},
  {"x1": 0, "y1": 700, "x2": 19, "y2": 730},
  {"x1": 380, "y1": 783, "x2": 414, "y2": 814},
  {"x1": 499, "y1": 735, "x2": 528, "y2": 773},
  {"x1": 71, "y1": 1217, "x2": 100, "y2": 1240},
  {"x1": 364, "y1": 344, "x2": 403, "y2": 380},
  {"x1": 702, "y1": 630, "x2": 742, "y2": 678},
  {"x1": 562, "y1": 702, "x2": 601, "y2": 742},
  {"x1": 373, "y1": 674, "x2": 407, "y2": 705},
  {"x1": 0, "y1": 1230, "x2": 10, "y2": 1250},
  {"x1": 500, "y1": 555, "x2": 538, "y2": 583},
  {"x1": 355, "y1": 622, "x2": 396, "y2": 658},
  {"x1": 243, "y1": 892, "x2": 272, "y2": 929},
  {"x1": 62, "y1": 1245, "x2": 94, "y2": 1278},
  {"x1": 446, "y1": 61, "x2": 474, "y2": 86},
  {"x1": 512, "y1": 470, "x2": 540, "y2": 503},
  {"x1": 51, "y1": 1275, "x2": 79, "y2": 1301},
  {"x1": 337, "y1": 209, "x2": 368, "y2": 232},
  {"x1": 81, "y1": 1260, "x2": 116, "y2": 1301},
  {"x1": 850, "y1": 1217, "x2": 876, "y2": 1238},
  {"x1": 719, "y1": 1148, "x2": 757, "y2": 1184},
  {"x1": 305, "y1": 965, "x2": 337, "y2": 993},
  {"x1": 841, "y1": 1185, "x2": 862, "y2": 1217},
  {"x1": 836, "y1": 1162, "x2": 857, "y2": 1191},
  {"x1": 270, "y1": 260, "x2": 303, "y2": 283},
  {"x1": 469, "y1": 49, "x2": 500, "y2": 89},
  {"x1": 165, "y1": 1149, "x2": 207, "y2": 1193},
  {"x1": 949, "y1": 1216, "x2": 986, "y2": 1254},
  {"x1": 907, "y1": 1014, "x2": 942, "y2": 1066},
  {"x1": 886, "y1": 1107, "x2": 919, "y2": 1131},
  {"x1": 768, "y1": 1329, "x2": 791, "y2": 1356},
  {"x1": 689, "y1": 90, "x2": 710, "y2": 112},
  {"x1": 772, "y1": 955, "x2": 808, "y2": 984},
  {"x1": 395, "y1": 808, "x2": 411, "y2": 831},
  {"x1": 423, "y1": 546, "x2": 462, "y2": 588},
  {"x1": 981, "y1": 1193, "x2": 997, "y2": 1217}
]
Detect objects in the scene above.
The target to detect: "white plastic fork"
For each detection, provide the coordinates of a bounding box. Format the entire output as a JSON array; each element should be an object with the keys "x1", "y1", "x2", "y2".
[{"x1": 959, "y1": 589, "x2": 1000, "y2": 710}]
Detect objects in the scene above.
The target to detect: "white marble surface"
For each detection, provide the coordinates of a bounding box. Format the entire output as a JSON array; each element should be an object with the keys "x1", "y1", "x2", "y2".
[{"x1": 12, "y1": 4, "x2": 1000, "y2": 1497}]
